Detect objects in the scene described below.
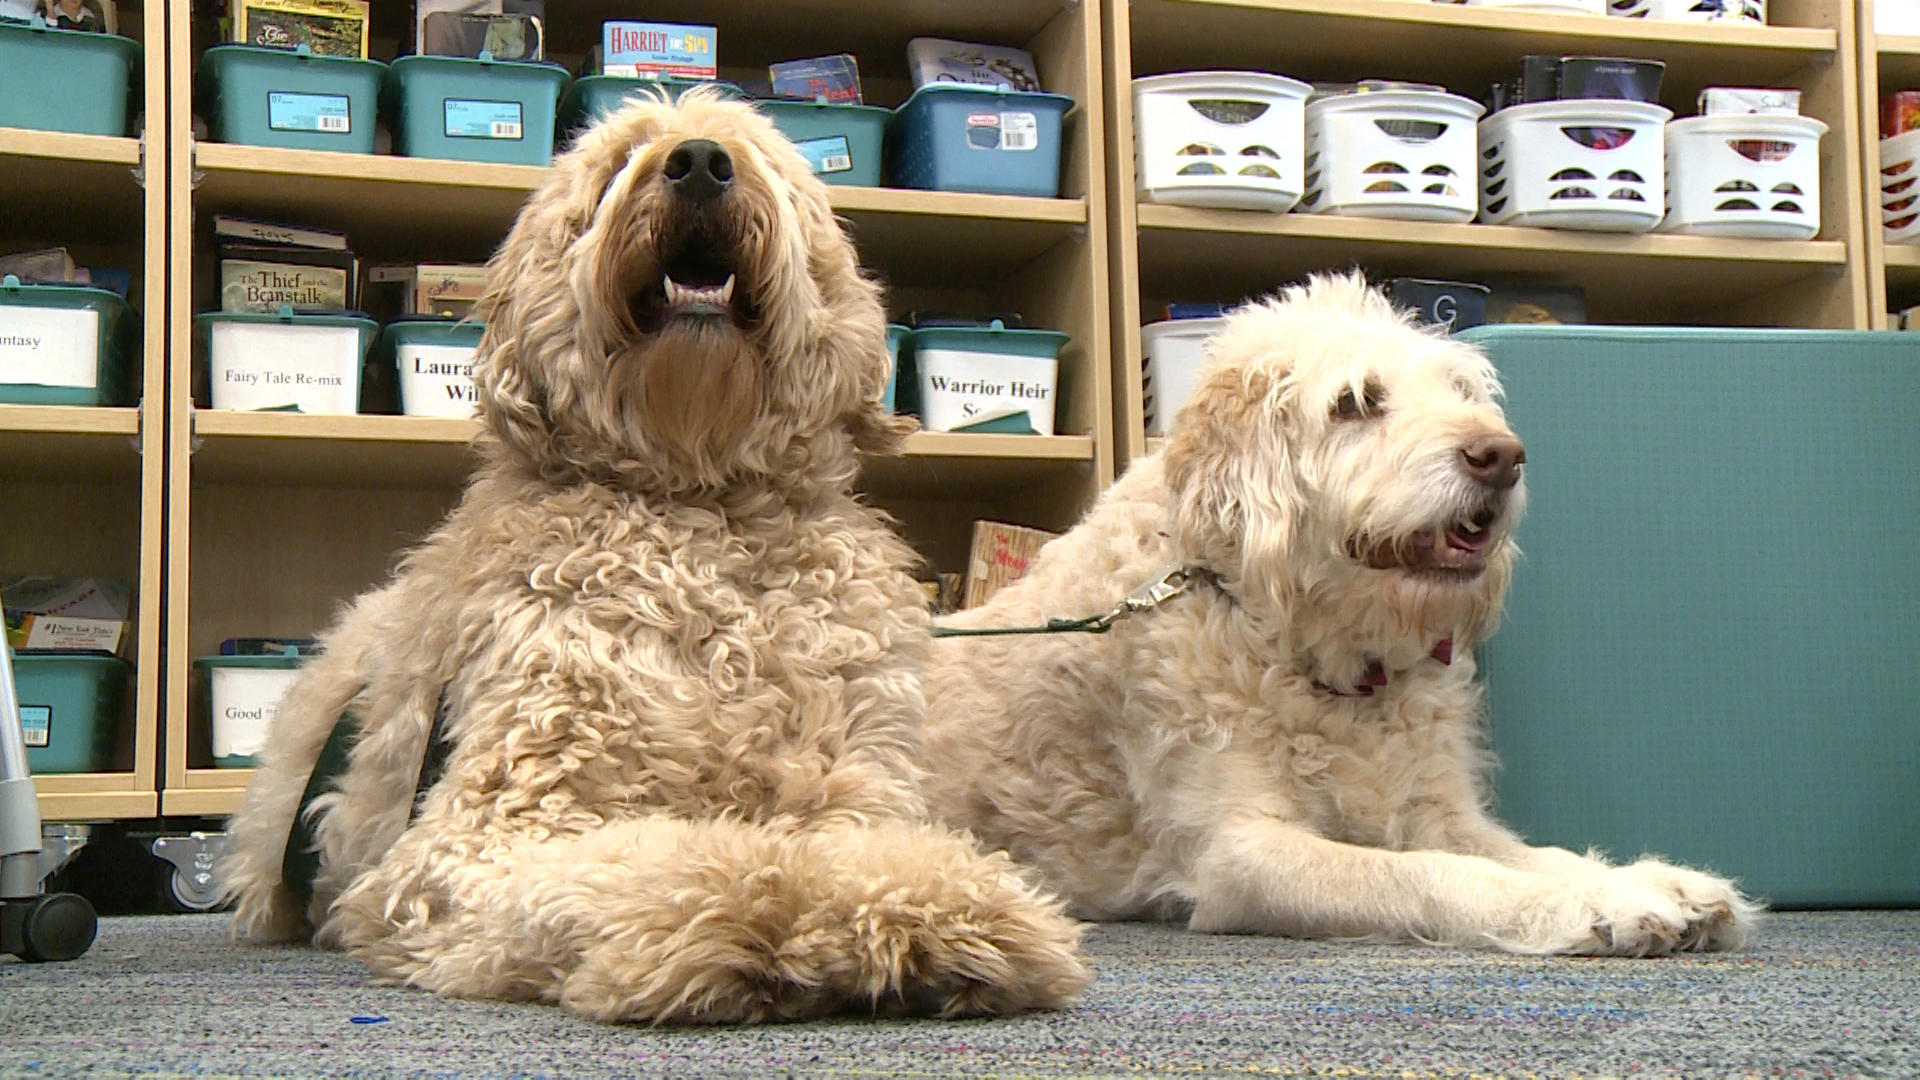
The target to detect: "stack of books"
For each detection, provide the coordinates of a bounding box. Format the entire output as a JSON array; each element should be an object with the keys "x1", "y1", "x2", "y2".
[{"x1": 214, "y1": 216, "x2": 356, "y2": 314}]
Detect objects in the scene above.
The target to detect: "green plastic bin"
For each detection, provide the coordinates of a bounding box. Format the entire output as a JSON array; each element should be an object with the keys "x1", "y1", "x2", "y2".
[
  {"x1": 12, "y1": 652, "x2": 128, "y2": 775},
  {"x1": 896, "y1": 321, "x2": 1068, "y2": 434},
  {"x1": 376, "y1": 317, "x2": 484, "y2": 417},
  {"x1": 0, "y1": 275, "x2": 138, "y2": 406},
  {"x1": 558, "y1": 76, "x2": 741, "y2": 134},
  {"x1": 196, "y1": 653, "x2": 304, "y2": 768},
  {"x1": 384, "y1": 54, "x2": 569, "y2": 165},
  {"x1": 197, "y1": 44, "x2": 384, "y2": 154},
  {"x1": 1461, "y1": 325, "x2": 1920, "y2": 908},
  {"x1": 0, "y1": 17, "x2": 140, "y2": 136},
  {"x1": 195, "y1": 308, "x2": 376, "y2": 414},
  {"x1": 756, "y1": 98, "x2": 889, "y2": 186},
  {"x1": 884, "y1": 324, "x2": 907, "y2": 413}
]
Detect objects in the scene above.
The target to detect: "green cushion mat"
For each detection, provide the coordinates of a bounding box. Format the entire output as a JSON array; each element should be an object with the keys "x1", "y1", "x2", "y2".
[{"x1": 1460, "y1": 325, "x2": 1920, "y2": 908}]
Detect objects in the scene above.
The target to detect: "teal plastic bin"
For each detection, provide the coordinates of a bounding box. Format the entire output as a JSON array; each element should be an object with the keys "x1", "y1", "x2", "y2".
[
  {"x1": 887, "y1": 84, "x2": 1074, "y2": 197},
  {"x1": 0, "y1": 17, "x2": 140, "y2": 136},
  {"x1": 884, "y1": 323, "x2": 907, "y2": 413},
  {"x1": 897, "y1": 321, "x2": 1068, "y2": 434},
  {"x1": 195, "y1": 308, "x2": 376, "y2": 413},
  {"x1": 384, "y1": 54, "x2": 569, "y2": 165},
  {"x1": 195, "y1": 653, "x2": 304, "y2": 768},
  {"x1": 757, "y1": 98, "x2": 889, "y2": 186},
  {"x1": 559, "y1": 76, "x2": 740, "y2": 133},
  {"x1": 12, "y1": 653, "x2": 128, "y2": 775},
  {"x1": 376, "y1": 317, "x2": 484, "y2": 417},
  {"x1": 0, "y1": 275, "x2": 138, "y2": 406},
  {"x1": 1462, "y1": 325, "x2": 1920, "y2": 908},
  {"x1": 197, "y1": 44, "x2": 384, "y2": 154}
]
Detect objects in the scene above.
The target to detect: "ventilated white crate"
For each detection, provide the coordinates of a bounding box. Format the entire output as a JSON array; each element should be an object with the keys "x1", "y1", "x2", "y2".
[
  {"x1": 1661, "y1": 114, "x2": 1824, "y2": 239},
  {"x1": 1880, "y1": 130, "x2": 1920, "y2": 245},
  {"x1": 1133, "y1": 71, "x2": 1311, "y2": 211},
  {"x1": 1140, "y1": 317, "x2": 1226, "y2": 437},
  {"x1": 1478, "y1": 99, "x2": 1670, "y2": 232},
  {"x1": 1609, "y1": 0, "x2": 1764, "y2": 21},
  {"x1": 1468, "y1": 0, "x2": 1606, "y2": 12},
  {"x1": 1300, "y1": 90, "x2": 1483, "y2": 223}
]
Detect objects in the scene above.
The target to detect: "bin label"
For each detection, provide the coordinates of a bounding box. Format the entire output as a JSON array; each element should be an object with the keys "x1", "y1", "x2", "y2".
[
  {"x1": 268, "y1": 92, "x2": 351, "y2": 134},
  {"x1": 965, "y1": 111, "x2": 1038, "y2": 152},
  {"x1": 19, "y1": 705, "x2": 50, "y2": 748},
  {"x1": 794, "y1": 135, "x2": 853, "y2": 175},
  {"x1": 0, "y1": 306, "x2": 99, "y2": 390},
  {"x1": 446, "y1": 100, "x2": 524, "y2": 140}
]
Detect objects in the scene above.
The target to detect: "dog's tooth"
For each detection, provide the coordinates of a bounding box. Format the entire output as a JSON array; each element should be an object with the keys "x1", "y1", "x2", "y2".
[
  {"x1": 1462, "y1": 519, "x2": 1484, "y2": 534},
  {"x1": 720, "y1": 274, "x2": 735, "y2": 304},
  {"x1": 664, "y1": 276, "x2": 679, "y2": 305}
]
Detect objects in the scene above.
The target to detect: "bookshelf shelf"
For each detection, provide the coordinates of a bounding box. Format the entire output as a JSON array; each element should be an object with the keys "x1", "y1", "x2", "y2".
[{"x1": 0, "y1": 405, "x2": 144, "y2": 481}]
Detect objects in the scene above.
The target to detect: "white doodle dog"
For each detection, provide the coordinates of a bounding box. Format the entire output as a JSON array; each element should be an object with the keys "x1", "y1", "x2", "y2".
[{"x1": 923, "y1": 274, "x2": 1760, "y2": 955}]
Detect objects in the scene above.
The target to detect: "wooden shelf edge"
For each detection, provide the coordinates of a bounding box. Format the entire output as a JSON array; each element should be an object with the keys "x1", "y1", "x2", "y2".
[
  {"x1": 193, "y1": 409, "x2": 481, "y2": 445},
  {"x1": 193, "y1": 140, "x2": 1086, "y2": 224},
  {"x1": 1883, "y1": 242, "x2": 1920, "y2": 268},
  {"x1": 897, "y1": 431, "x2": 1095, "y2": 460},
  {"x1": 1154, "y1": 0, "x2": 1835, "y2": 52},
  {"x1": 1135, "y1": 203, "x2": 1848, "y2": 265},
  {"x1": 38, "y1": 789, "x2": 158, "y2": 822},
  {"x1": 31, "y1": 772, "x2": 152, "y2": 794},
  {"x1": 0, "y1": 404, "x2": 140, "y2": 436},
  {"x1": 1878, "y1": 33, "x2": 1920, "y2": 56},
  {"x1": 0, "y1": 126, "x2": 142, "y2": 166},
  {"x1": 161, "y1": 786, "x2": 247, "y2": 817}
]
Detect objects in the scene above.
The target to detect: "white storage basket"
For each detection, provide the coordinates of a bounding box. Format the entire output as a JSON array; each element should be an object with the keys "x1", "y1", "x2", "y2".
[
  {"x1": 1140, "y1": 317, "x2": 1226, "y2": 437},
  {"x1": 1609, "y1": 0, "x2": 1764, "y2": 21},
  {"x1": 1468, "y1": 0, "x2": 1606, "y2": 12},
  {"x1": 1661, "y1": 114, "x2": 1825, "y2": 239},
  {"x1": 1301, "y1": 90, "x2": 1483, "y2": 223},
  {"x1": 1133, "y1": 71, "x2": 1311, "y2": 211},
  {"x1": 1879, "y1": 130, "x2": 1920, "y2": 244},
  {"x1": 1478, "y1": 99, "x2": 1670, "y2": 232}
]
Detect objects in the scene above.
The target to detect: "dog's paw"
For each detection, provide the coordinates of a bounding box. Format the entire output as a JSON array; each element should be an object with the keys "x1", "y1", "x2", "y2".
[{"x1": 1534, "y1": 862, "x2": 1758, "y2": 957}]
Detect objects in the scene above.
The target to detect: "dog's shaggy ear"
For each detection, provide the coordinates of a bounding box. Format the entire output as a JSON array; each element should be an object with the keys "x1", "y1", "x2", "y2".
[
  {"x1": 790, "y1": 177, "x2": 918, "y2": 455},
  {"x1": 1163, "y1": 363, "x2": 1301, "y2": 616}
]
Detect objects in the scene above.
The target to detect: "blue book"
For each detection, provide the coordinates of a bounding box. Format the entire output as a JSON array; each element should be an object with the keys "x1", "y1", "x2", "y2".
[{"x1": 601, "y1": 21, "x2": 715, "y2": 79}]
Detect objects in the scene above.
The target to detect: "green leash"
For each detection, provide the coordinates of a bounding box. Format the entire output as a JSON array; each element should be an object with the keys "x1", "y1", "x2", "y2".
[{"x1": 930, "y1": 563, "x2": 1199, "y2": 639}]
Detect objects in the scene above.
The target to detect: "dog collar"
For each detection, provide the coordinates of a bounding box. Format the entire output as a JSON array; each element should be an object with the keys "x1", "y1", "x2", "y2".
[{"x1": 1312, "y1": 636, "x2": 1454, "y2": 698}]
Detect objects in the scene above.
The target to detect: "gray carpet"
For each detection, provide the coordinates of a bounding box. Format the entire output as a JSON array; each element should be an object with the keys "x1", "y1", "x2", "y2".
[{"x1": 1, "y1": 912, "x2": 1915, "y2": 1077}]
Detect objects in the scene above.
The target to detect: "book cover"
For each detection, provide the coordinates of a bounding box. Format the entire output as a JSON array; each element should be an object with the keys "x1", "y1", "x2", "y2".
[
  {"x1": 219, "y1": 243, "x2": 356, "y2": 313},
  {"x1": 213, "y1": 215, "x2": 349, "y2": 251},
  {"x1": 602, "y1": 21, "x2": 716, "y2": 80},
  {"x1": 769, "y1": 54, "x2": 862, "y2": 104},
  {"x1": 31, "y1": 0, "x2": 115, "y2": 33},
  {"x1": 962, "y1": 520, "x2": 1059, "y2": 610},
  {"x1": 906, "y1": 37, "x2": 1041, "y2": 92},
  {"x1": 412, "y1": 0, "x2": 541, "y2": 54},
  {"x1": 422, "y1": 12, "x2": 542, "y2": 61},
  {"x1": 368, "y1": 263, "x2": 488, "y2": 319},
  {"x1": 231, "y1": 0, "x2": 370, "y2": 58}
]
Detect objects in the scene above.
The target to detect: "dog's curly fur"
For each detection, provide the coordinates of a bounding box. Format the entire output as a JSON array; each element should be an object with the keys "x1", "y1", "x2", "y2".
[
  {"x1": 922, "y1": 274, "x2": 1761, "y2": 956},
  {"x1": 216, "y1": 91, "x2": 1088, "y2": 1023}
]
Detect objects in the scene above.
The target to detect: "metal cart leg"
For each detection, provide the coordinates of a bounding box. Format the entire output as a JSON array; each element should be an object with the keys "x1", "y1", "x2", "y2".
[{"x1": 1, "y1": 641, "x2": 97, "y2": 962}]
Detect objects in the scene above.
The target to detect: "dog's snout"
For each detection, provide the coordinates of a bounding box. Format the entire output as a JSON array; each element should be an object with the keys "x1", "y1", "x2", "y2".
[
  {"x1": 663, "y1": 139, "x2": 734, "y2": 205},
  {"x1": 1461, "y1": 435, "x2": 1526, "y2": 489}
]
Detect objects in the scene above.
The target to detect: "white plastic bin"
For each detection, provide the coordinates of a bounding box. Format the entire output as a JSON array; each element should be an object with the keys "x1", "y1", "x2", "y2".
[
  {"x1": 1132, "y1": 71, "x2": 1311, "y2": 211},
  {"x1": 1661, "y1": 114, "x2": 1824, "y2": 239},
  {"x1": 1301, "y1": 89, "x2": 1483, "y2": 223},
  {"x1": 1478, "y1": 99, "x2": 1670, "y2": 232},
  {"x1": 1609, "y1": 0, "x2": 1763, "y2": 21},
  {"x1": 197, "y1": 655, "x2": 304, "y2": 767},
  {"x1": 1880, "y1": 130, "x2": 1920, "y2": 244},
  {"x1": 1140, "y1": 317, "x2": 1226, "y2": 438}
]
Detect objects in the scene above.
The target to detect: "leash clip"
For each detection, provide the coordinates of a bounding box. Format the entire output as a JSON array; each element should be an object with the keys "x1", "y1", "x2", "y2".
[{"x1": 1094, "y1": 563, "x2": 1194, "y2": 630}]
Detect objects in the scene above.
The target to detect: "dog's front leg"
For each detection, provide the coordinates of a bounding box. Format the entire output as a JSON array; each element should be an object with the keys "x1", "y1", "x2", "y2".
[{"x1": 1187, "y1": 814, "x2": 1746, "y2": 955}]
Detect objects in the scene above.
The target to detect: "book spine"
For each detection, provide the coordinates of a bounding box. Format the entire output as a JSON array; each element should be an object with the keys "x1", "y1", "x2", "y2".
[{"x1": 963, "y1": 521, "x2": 1058, "y2": 609}]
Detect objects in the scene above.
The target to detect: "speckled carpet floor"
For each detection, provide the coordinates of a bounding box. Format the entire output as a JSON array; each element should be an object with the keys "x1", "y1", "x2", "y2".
[{"x1": 1, "y1": 911, "x2": 1914, "y2": 1078}]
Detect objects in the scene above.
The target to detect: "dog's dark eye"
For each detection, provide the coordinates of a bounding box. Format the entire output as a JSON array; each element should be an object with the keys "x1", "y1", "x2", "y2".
[{"x1": 1333, "y1": 380, "x2": 1386, "y2": 420}]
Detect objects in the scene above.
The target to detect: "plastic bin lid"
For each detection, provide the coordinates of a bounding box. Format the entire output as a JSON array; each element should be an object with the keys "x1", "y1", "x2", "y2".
[
  {"x1": 0, "y1": 15, "x2": 141, "y2": 60},
  {"x1": 895, "y1": 82, "x2": 1075, "y2": 113},
  {"x1": 377, "y1": 316, "x2": 486, "y2": 347},
  {"x1": 10, "y1": 650, "x2": 129, "y2": 668},
  {"x1": 197, "y1": 43, "x2": 386, "y2": 100},
  {"x1": 194, "y1": 305, "x2": 378, "y2": 331},
  {"x1": 386, "y1": 51, "x2": 570, "y2": 81},
  {"x1": 0, "y1": 274, "x2": 134, "y2": 314},
  {"x1": 907, "y1": 318, "x2": 1069, "y2": 356},
  {"x1": 193, "y1": 654, "x2": 306, "y2": 669},
  {"x1": 754, "y1": 96, "x2": 890, "y2": 117}
]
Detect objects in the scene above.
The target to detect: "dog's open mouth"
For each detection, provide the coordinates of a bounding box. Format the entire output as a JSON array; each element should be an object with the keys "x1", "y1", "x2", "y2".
[
  {"x1": 627, "y1": 228, "x2": 757, "y2": 334},
  {"x1": 1353, "y1": 505, "x2": 1501, "y2": 579}
]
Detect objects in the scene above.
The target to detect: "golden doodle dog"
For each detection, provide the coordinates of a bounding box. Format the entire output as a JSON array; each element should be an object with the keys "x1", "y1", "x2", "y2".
[
  {"x1": 217, "y1": 91, "x2": 1087, "y2": 1023},
  {"x1": 923, "y1": 274, "x2": 1760, "y2": 956}
]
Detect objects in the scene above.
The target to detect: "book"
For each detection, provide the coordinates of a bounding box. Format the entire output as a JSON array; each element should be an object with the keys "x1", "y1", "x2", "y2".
[
  {"x1": 368, "y1": 263, "x2": 488, "y2": 319},
  {"x1": 422, "y1": 12, "x2": 542, "y2": 61},
  {"x1": 213, "y1": 215, "x2": 348, "y2": 252},
  {"x1": 769, "y1": 54, "x2": 862, "y2": 104},
  {"x1": 0, "y1": 247, "x2": 80, "y2": 284},
  {"x1": 962, "y1": 520, "x2": 1059, "y2": 610},
  {"x1": 906, "y1": 37, "x2": 1042, "y2": 92},
  {"x1": 601, "y1": 21, "x2": 716, "y2": 80},
  {"x1": 230, "y1": 0, "x2": 370, "y2": 59},
  {"x1": 218, "y1": 243, "x2": 357, "y2": 313},
  {"x1": 30, "y1": 0, "x2": 115, "y2": 33},
  {"x1": 3, "y1": 575, "x2": 131, "y2": 656},
  {"x1": 412, "y1": 0, "x2": 542, "y2": 55}
]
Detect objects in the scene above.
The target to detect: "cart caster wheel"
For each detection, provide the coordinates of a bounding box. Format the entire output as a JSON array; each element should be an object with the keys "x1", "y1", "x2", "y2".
[
  {"x1": 2, "y1": 893, "x2": 98, "y2": 962},
  {"x1": 161, "y1": 869, "x2": 226, "y2": 913}
]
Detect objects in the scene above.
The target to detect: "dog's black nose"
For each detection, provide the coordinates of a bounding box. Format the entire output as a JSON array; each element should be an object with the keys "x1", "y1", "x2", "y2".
[
  {"x1": 1461, "y1": 435, "x2": 1526, "y2": 490},
  {"x1": 663, "y1": 139, "x2": 733, "y2": 205}
]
